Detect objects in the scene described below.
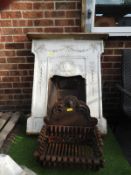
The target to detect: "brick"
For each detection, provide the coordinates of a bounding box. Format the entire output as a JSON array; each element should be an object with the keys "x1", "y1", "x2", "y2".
[
  {"x1": 22, "y1": 11, "x2": 43, "y2": 18},
  {"x1": 45, "y1": 11, "x2": 65, "y2": 18},
  {"x1": 33, "y1": 2, "x2": 54, "y2": 10},
  {"x1": 21, "y1": 76, "x2": 33, "y2": 82},
  {"x1": 65, "y1": 27, "x2": 81, "y2": 32},
  {"x1": 24, "y1": 43, "x2": 32, "y2": 50},
  {"x1": 0, "y1": 106, "x2": 16, "y2": 111},
  {"x1": 77, "y1": 2, "x2": 81, "y2": 9},
  {"x1": 102, "y1": 63, "x2": 112, "y2": 68},
  {"x1": 0, "y1": 20, "x2": 12, "y2": 26},
  {"x1": 13, "y1": 35, "x2": 28, "y2": 42},
  {"x1": 102, "y1": 56, "x2": 121, "y2": 62},
  {"x1": 5, "y1": 43, "x2": 24, "y2": 50},
  {"x1": 0, "y1": 71, "x2": 9, "y2": 76},
  {"x1": 26, "y1": 57, "x2": 34, "y2": 63},
  {"x1": 0, "y1": 51, "x2": 5, "y2": 57},
  {"x1": 102, "y1": 75, "x2": 121, "y2": 81},
  {"x1": 18, "y1": 64, "x2": 34, "y2": 69},
  {"x1": 0, "y1": 36, "x2": 13, "y2": 42},
  {"x1": 125, "y1": 41, "x2": 131, "y2": 47},
  {"x1": 13, "y1": 83, "x2": 31, "y2": 88},
  {"x1": 103, "y1": 49, "x2": 114, "y2": 55},
  {"x1": 102, "y1": 68, "x2": 121, "y2": 75},
  {"x1": 16, "y1": 50, "x2": 32, "y2": 57},
  {"x1": 7, "y1": 57, "x2": 26, "y2": 63},
  {"x1": 1, "y1": 11, "x2": 22, "y2": 18},
  {"x1": 114, "y1": 49, "x2": 123, "y2": 55},
  {"x1": 0, "y1": 51, "x2": 16, "y2": 57},
  {"x1": 22, "y1": 88, "x2": 32, "y2": 93},
  {"x1": 6, "y1": 100, "x2": 31, "y2": 106},
  {"x1": 0, "y1": 83, "x2": 12, "y2": 88},
  {"x1": 5, "y1": 89, "x2": 21, "y2": 94},
  {"x1": 9, "y1": 70, "x2": 28, "y2": 76},
  {"x1": 75, "y1": 19, "x2": 80, "y2": 26},
  {"x1": 6, "y1": 100, "x2": 31, "y2": 105},
  {"x1": 29, "y1": 70, "x2": 34, "y2": 76},
  {"x1": 22, "y1": 28, "x2": 43, "y2": 33},
  {"x1": 0, "y1": 44, "x2": 5, "y2": 49},
  {"x1": 55, "y1": 19, "x2": 74, "y2": 26},
  {"x1": 56, "y1": 2, "x2": 76, "y2": 10},
  {"x1": 12, "y1": 20, "x2": 33, "y2": 27},
  {"x1": 0, "y1": 90, "x2": 5, "y2": 94},
  {"x1": 104, "y1": 40, "x2": 124, "y2": 48},
  {"x1": 66, "y1": 10, "x2": 80, "y2": 18},
  {"x1": 2, "y1": 77, "x2": 20, "y2": 82},
  {"x1": 14, "y1": 95, "x2": 31, "y2": 99},
  {"x1": 10, "y1": 2, "x2": 32, "y2": 10},
  {"x1": 0, "y1": 58, "x2": 6, "y2": 63},
  {"x1": 1, "y1": 28, "x2": 23, "y2": 35},
  {"x1": 34, "y1": 19, "x2": 53, "y2": 26},
  {"x1": 0, "y1": 95, "x2": 13, "y2": 100},
  {"x1": 13, "y1": 95, "x2": 22, "y2": 100},
  {"x1": 44, "y1": 27, "x2": 63, "y2": 33},
  {"x1": 112, "y1": 62, "x2": 121, "y2": 68},
  {"x1": 0, "y1": 104, "x2": 31, "y2": 111},
  {"x1": 0, "y1": 64, "x2": 17, "y2": 70}
]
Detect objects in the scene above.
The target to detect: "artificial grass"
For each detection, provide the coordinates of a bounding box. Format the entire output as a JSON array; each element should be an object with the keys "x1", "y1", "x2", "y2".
[{"x1": 8, "y1": 123, "x2": 131, "y2": 175}]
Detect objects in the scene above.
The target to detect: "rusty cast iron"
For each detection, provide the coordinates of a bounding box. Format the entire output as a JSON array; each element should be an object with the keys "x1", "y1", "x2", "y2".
[{"x1": 34, "y1": 96, "x2": 104, "y2": 169}]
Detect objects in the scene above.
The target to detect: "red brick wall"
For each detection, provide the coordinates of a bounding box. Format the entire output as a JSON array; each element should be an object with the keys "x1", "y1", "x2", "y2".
[
  {"x1": 102, "y1": 39, "x2": 131, "y2": 123},
  {"x1": 0, "y1": 0, "x2": 130, "y2": 124},
  {"x1": 0, "y1": 0, "x2": 81, "y2": 112}
]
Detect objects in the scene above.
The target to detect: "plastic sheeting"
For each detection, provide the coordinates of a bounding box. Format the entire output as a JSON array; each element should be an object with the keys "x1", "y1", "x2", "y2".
[{"x1": 0, "y1": 154, "x2": 37, "y2": 175}]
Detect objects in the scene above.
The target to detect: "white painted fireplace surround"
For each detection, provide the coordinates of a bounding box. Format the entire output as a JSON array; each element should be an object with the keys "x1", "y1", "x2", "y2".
[{"x1": 27, "y1": 33, "x2": 108, "y2": 135}]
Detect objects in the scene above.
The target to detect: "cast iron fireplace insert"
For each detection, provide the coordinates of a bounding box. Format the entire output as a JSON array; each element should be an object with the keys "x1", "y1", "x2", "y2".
[
  {"x1": 35, "y1": 75, "x2": 104, "y2": 169},
  {"x1": 47, "y1": 75, "x2": 86, "y2": 116}
]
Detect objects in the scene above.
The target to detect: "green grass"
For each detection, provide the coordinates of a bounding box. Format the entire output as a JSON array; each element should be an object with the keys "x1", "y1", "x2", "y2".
[{"x1": 8, "y1": 123, "x2": 131, "y2": 175}]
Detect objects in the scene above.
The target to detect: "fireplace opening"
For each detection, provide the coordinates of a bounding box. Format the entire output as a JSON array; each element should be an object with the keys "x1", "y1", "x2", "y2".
[
  {"x1": 47, "y1": 75, "x2": 86, "y2": 115},
  {"x1": 35, "y1": 75, "x2": 104, "y2": 169},
  {"x1": 35, "y1": 67, "x2": 104, "y2": 169}
]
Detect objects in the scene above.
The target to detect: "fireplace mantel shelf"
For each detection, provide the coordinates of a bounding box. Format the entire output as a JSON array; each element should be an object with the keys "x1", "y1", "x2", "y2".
[{"x1": 27, "y1": 33, "x2": 108, "y2": 40}]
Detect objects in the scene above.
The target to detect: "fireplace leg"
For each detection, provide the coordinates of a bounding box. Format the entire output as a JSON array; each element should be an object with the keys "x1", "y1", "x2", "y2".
[
  {"x1": 27, "y1": 117, "x2": 44, "y2": 134},
  {"x1": 97, "y1": 117, "x2": 107, "y2": 135}
]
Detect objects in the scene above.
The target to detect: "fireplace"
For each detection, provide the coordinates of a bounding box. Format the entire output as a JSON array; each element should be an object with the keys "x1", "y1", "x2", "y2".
[
  {"x1": 26, "y1": 33, "x2": 108, "y2": 135},
  {"x1": 47, "y1": 75, "x2": 86, "y2": 115}
]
